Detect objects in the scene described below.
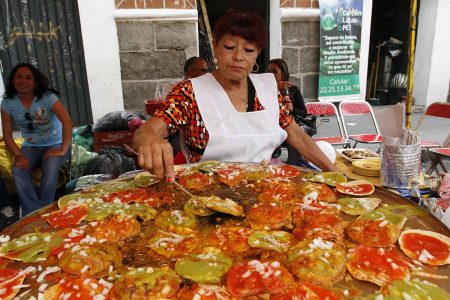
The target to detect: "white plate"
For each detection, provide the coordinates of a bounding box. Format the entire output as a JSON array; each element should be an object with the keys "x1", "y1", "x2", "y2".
[{"x1": 336, "y1": 148, "x2": 380, "y2": 162}]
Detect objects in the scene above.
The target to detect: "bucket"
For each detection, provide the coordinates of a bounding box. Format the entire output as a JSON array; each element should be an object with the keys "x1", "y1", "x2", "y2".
[{"x1": 380, "y1": 143, "x2": 421, "y2": 188}]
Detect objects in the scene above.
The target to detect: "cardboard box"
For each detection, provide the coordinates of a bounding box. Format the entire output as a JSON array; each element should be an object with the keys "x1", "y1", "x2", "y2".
[
  {"x1": 93, "y1": 130, "x2": 135, "y2": 145},
  {"x1": 145, "y1": 99, "x2": 164, "y2": 115}
]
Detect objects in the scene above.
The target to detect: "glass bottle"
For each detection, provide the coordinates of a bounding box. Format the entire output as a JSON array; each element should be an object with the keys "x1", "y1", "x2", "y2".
[
  {"x1": 409, "y1": 180, "x2": 423, "y2": 207},
  {"x1": 154, "y1": 85, "x2": 162, "y2": 102},
  {"x1": 281, "y1": 87, "x2": 290, "y2": 101},
  {"x1": 428, "y1": 176, "x2": 440, "y2": 198}
]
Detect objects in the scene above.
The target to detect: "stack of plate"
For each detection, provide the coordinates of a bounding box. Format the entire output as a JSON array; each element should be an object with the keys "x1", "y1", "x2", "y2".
[{"x1": 352, "y1": 158, "x2": 381, "y2": 177}]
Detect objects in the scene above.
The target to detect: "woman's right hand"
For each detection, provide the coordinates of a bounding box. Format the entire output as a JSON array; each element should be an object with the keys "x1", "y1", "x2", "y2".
[
  {"x1": 133, "y1": 118, "x2": 175, "y2": 181},
  {"x1": 136, "y1": 138, "x2": 174, "y2": 180},
  {"x1": 14, "y1": 154, "x2": 29, "y2": 169}
]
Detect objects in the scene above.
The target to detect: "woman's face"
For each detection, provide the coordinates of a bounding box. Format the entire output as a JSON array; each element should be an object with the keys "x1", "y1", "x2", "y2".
[
  {"x1": 267, "y1": 63, "x2": 283, "y2": 83},
  {"x1": 213, "y1": 34, "x2": 260, "y2": 83},
  {"x1": 13, "y1": 67, "x2": 36, "y2": 95}
]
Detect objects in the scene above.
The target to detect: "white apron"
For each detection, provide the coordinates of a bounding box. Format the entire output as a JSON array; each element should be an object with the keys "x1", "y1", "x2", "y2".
[{"x1": 185, "y1": 73, "x2": 287, "y2": 163}]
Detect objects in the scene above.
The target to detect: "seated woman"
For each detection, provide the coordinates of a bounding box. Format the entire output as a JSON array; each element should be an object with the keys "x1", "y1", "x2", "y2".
[
  {"x1": 133, "y1": 10, "x2": 338, "y2": 180},
  {"x1": 1, "y1": 63, "x2": 73, "y2": 216},
  {"x1": 267, "y1": 58, "x2": 307, "y2": 121},
  {"x1": 267, "y1": 58, "x2": 314, "y2": 166}
]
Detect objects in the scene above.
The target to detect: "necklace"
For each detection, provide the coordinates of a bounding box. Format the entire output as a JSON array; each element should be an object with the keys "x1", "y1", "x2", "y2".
[{"x1": 226, "y1": 89, "x2": 248, "y2": 109}]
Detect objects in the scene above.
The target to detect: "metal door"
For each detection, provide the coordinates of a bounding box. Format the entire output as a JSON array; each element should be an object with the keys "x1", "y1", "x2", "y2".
[{"x1": 0, "y1": 0, "x2": 92, "y2": 125}]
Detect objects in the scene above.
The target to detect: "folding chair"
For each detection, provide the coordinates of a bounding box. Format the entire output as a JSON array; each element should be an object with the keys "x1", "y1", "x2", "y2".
[
  {"x1": 425, "y1": 132, "x2": 450, "y2": 175},
  {"x1": 338, "y1": 100, "x2": 383, "y2": 148},
  {"x1": 414, "y1": 102, "x2": 450, "y2": 149},
  {"x1": 427, "y1": 148, "x2": 450, "y2": 174},
  {"x1": 305, "y1": 102, "x2": 350, "y2": 148}
]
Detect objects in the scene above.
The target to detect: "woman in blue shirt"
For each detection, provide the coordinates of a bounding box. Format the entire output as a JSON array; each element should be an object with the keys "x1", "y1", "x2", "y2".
[{"x1": 1, "y1": 63, "x2": 73, "y2": 216}]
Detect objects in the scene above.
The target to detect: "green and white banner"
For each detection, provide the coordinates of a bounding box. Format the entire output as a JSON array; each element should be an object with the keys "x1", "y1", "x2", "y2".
[{"x1": 318, "y1": 0, "x2": 363, "y2": 101}]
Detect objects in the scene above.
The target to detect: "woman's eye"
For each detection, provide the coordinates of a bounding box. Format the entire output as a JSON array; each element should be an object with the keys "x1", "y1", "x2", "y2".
[
  {"x1": 245, "y1": 48, "x2": 256, "y2": 53},
  {"x1": 224, "y1": 45, "x2": 234, "y2": 50}
]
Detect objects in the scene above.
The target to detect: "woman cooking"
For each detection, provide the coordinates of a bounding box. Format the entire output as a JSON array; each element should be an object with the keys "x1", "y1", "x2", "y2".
[{"x1": 133, "y1": 10, "x2": 338, "y2": 180}]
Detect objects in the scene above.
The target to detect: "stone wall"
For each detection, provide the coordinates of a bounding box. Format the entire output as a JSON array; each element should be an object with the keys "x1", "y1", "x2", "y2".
[
  {"x1": 281, "y1": 1, "x2": 321, "y2": 102},
  {"x1": 114, "y1": 0, "x2": 323, "y2": 109},
  {"x1": 281, "y1": 20, "x2": 320, "y2": 102},
  {"x1": 115, "y1": 0, "x2": 196, "y2": 9},
  {"x1": 116, "y1": 19, "x2": 197, "y2": 112},
  {"x1": 280, "y1": 0, "x2": 319, "y2": 9}
]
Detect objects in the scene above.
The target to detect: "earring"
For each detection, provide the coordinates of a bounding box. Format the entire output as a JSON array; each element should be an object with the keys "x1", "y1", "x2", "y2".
[
  {"x1": 252, "y1": 62, "x2": 259, "y2": 73},
  {"x1": 213, "y1": 57, "x2": 218, "y2": 69}
]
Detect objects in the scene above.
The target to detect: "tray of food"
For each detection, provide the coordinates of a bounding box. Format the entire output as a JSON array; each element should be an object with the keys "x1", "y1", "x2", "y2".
[
  {"x1": 337, "y1": 148, "x2": 380, "y2": 162},
  {"x1": 352, "y1": 158, "x2": 381, "y2": 177},
  {"x1": 1, "y1": 162, "x2": 449, "y2": 299}
]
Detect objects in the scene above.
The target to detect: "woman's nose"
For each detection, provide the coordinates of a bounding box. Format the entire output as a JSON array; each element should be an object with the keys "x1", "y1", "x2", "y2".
[{"x1": 232, "y1": 48, "x2": 244, "y2": 61}]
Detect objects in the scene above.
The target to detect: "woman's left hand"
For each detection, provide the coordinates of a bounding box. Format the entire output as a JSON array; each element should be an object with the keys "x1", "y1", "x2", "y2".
[{"x1": 43, "y1": 148, "x2": 65, "y2": 159}]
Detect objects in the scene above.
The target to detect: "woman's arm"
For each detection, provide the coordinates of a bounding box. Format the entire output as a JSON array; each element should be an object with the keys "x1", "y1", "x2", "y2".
[
  {"x1": 133, "y1": 117, "x2": 174, "y2": 180},
  {"x1": 285, "y1": 121, "x2": 339, "y2": 172},
  {"x1": 45, "y1": 100, "x2": 73, "y2": 158},
  {"x1": 1, "y1": 109, "x2": 23, "y2": 158}
]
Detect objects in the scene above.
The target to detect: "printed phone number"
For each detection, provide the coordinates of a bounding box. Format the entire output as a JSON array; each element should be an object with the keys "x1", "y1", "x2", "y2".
[{"x1": 319, "y1": 85, "x2": 359, "y2": 94}]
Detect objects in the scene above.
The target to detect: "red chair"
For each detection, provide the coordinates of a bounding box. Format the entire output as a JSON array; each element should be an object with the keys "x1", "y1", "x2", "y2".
[
  {"x1": 305, "y1": 102, "x2": 350, "y2": 148},
  {"x1": 338, "y1": 100, "x2": 382, "y2": 148},
  {"x1": 414, "y1": 102, "x2": 450, "y2": 149},
  {"x1": 425, "y1": 132, "x2": 450, "y2": 175}
]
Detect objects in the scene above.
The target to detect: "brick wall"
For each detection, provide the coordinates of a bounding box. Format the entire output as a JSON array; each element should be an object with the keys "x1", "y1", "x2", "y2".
[
  {"x1": 115, "y1": 0, "x2": 196, "y2": 9},
  {"x1": 280, "y1": 0, "x2": 319, "y2": 8}
]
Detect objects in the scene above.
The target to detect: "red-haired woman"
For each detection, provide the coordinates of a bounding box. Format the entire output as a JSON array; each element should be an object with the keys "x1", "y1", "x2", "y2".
[{"x1": 134, "y1": 10, "x2": 338, "y2": 179}]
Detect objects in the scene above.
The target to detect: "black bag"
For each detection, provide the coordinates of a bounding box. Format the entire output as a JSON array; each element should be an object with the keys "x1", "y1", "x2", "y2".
[
  {"x1": 93, "y1": 111, "x2": 147, "y2": 132},
  {"x1": 83, "y1": 147, "x2": 136, "y2": 178},
  {"x1": 294, "y1": 114, "x2": 317, "y2": 137}
]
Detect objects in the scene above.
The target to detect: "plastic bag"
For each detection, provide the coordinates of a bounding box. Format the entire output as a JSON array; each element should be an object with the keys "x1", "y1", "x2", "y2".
[
  {"x1": 71, "y1": 144, "x2": 98, "y2": 179},
  {"x1": 93, "y1": 111, "x2": 147, "y2": 132},
  {"x1": 83, "y1": 147, "x2": 136, "y2": 178},
  {"x1": 74, "y1": 174, "x2": 114, "y2": 191},
  {"x1": 73, "y1": 124, "x2": 93, "y2": 136},
  {"x1": 73, "y1": 125, "x2": 94, "y2": 151}
]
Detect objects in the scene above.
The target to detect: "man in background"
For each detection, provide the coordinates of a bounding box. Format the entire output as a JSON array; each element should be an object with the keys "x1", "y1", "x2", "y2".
[{"x1": 183, "y1": 56, "x2": 208, "y2": 79}]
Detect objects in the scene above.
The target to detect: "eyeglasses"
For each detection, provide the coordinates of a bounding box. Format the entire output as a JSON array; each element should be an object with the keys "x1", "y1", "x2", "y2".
[{"x1": 24, "y1": 112, "x2": 34, "y2": 131}]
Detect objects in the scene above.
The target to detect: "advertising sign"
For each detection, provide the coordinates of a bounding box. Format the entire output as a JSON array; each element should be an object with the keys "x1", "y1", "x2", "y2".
[{"x1": 318, "y1": 0, "x2": 363, "y2": 101}]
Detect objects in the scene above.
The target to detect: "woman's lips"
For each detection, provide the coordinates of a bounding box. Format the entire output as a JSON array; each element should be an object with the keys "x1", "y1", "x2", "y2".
[
  {"x1": 229, "y1": 66, "x2": 245, "y2": 72},
  {"x1": 16, "y1": 85, "x2": 31, "y2": 90}
]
